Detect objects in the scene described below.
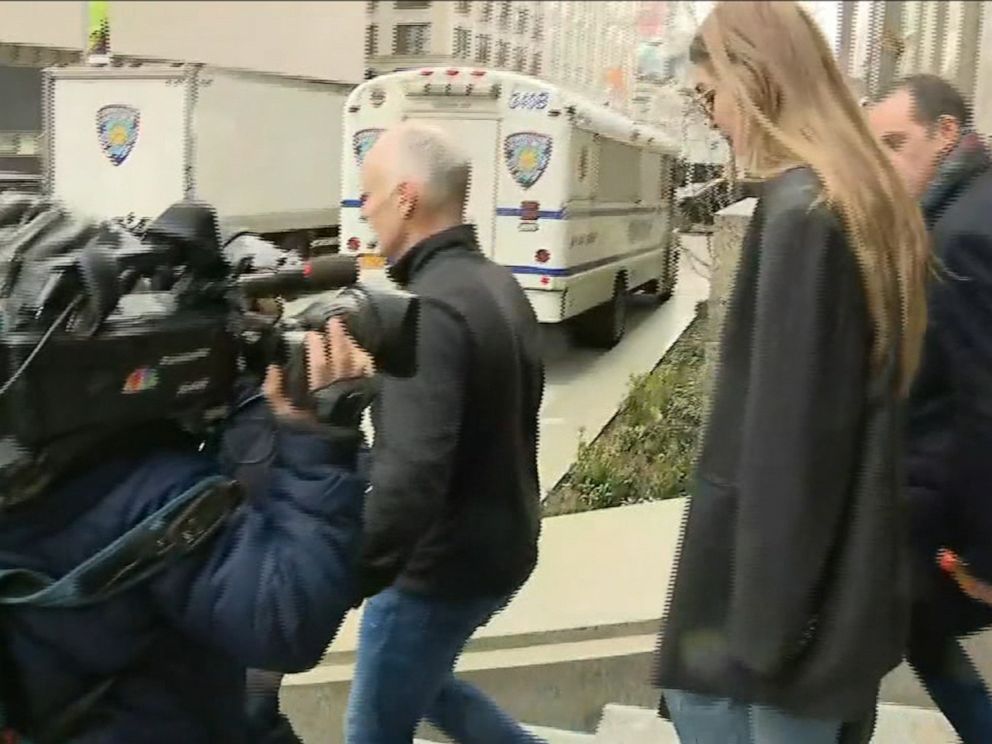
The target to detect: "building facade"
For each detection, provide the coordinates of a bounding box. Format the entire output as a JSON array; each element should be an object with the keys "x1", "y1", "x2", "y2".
[
  {"x1": 840, "y1": 0, "x2": 987, "y2": 119},
  {"x1": 0, "y1": 1, "x2": 365, "y2": 83},
  {"x1": 0, "y1": 1, "x2": 366, "y2": 170},
  {"x1": 366, "y1": 0, "x2": 641, "y2": 113}
]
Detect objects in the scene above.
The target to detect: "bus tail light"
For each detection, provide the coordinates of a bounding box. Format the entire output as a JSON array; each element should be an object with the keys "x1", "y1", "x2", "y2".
[{"x1": 520, "y1": 201, "x2": 540, "y2": 221}]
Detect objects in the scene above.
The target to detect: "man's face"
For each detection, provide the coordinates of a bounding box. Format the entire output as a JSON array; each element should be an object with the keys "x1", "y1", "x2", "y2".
[
  {"x1": 868, "y1": 89, "x2": 959, "y2": 199},
  {"x1": 360, "y1": 139, "x2": 410, "y2": 261}
]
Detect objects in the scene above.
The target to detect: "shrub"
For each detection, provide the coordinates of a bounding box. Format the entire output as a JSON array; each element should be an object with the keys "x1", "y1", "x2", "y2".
[{"x1": 543, "y1": 306, "x2": 707, "y2": 516}]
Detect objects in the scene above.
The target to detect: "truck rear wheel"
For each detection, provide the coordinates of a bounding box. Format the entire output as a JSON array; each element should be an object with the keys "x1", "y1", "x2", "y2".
[
  {"x1": 573, "y1": 274, "x2": 628, "y2": 349},
  {"x1": 641, "y1": 248, "x2": 678, "y2": 303}
]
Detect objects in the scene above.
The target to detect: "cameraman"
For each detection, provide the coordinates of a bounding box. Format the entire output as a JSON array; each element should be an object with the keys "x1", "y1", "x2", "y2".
[{"x1": 0, "y1": 313, "x2": 371, "y2": 742}]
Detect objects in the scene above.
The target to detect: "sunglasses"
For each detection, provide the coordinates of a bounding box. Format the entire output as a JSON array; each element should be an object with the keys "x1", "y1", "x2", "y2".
[{"x1": 690, "y1": 85, "x2": 716, "y2": 120}]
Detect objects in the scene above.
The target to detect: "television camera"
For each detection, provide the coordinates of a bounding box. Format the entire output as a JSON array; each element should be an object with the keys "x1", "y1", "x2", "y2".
[{"x1": 0, "y1": 194, "x2": 418, "y2": 507}]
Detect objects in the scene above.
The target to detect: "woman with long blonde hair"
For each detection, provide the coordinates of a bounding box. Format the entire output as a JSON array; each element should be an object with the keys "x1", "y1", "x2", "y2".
[{"x1": 653, "y1": 2, "x2": 929, "y2": 741}]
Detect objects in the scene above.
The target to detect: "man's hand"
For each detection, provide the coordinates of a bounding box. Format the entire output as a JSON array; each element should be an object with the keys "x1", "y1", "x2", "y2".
[
  {"x1": 938, "y1": 549, "x2": 992, "y2": 606},
  {"x1": 264, "y1": 317, "x2": 374, "y2": 423}
]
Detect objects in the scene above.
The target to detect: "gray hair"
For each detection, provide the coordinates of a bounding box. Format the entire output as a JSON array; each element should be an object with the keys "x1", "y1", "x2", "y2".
[{"x1": 386, "y1": 122, "x2": 471, "y2": 214}]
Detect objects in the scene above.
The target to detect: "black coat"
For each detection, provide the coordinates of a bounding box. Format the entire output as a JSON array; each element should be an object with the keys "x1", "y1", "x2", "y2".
[
  {"x1": 907, "y1": 133, "x2": 992, "y2": 636},
  {"x1": 653, "y1": 167, "x2": 910, "y2": 720},
  {"x1": 358, "y1": 225, "x2": 545, "y2": 601}
]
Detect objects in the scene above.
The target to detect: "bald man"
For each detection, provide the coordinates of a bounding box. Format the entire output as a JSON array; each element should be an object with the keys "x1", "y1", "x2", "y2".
[{"x1": 344, "y1": 123, "x2": 545, "y2": 743}]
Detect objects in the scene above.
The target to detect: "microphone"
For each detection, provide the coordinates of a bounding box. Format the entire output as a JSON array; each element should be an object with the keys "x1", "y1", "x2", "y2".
[{"x1": 236, "y1": 254, "x2": 359, "y2": 298}]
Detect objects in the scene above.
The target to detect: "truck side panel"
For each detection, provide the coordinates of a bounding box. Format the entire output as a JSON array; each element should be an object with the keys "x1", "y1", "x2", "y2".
[
  {"x1": 46, "y1": 72, "x2": 187, "y2": 223},
  {"x1": 192, "y1": 69, "x2": 345, "y2": 235}
]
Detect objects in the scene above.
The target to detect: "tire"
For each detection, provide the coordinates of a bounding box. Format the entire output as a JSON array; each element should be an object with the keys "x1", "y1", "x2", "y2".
[
  {"x1": 279, "y1": 231, "x2": 313, "y2": 259},
  {"x1": 658, "y1": 252, "x2": 678, "y2": 303},
  {"x1": 573, "y1": 274, "x2": 628, "y2": 349},
  {"x1": 640, "y1": 248, "x2": 678, "y2": 304}
]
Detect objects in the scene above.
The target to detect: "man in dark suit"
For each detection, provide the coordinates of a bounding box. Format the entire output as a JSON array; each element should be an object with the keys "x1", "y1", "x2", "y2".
[{"x1": 870, "y1": 74, "x2": 992, "y2": 744}]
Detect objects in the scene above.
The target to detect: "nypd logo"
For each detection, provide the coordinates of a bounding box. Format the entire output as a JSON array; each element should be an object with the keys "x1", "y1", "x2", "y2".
[
  {"x1": 353, "y1": 128, "x2": 384, "y2": 166},
  {"x1": 96, "y1": 104, "x2": 141, "y2": 166},
  {"x1": 504, "y1": 132, "x2": 552, "y2": 190}
]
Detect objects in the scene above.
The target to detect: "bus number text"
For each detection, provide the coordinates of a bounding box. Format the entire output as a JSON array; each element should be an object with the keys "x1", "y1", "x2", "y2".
[{"x1": 509, "y1": 91, "x2": 549, "y2": 111}]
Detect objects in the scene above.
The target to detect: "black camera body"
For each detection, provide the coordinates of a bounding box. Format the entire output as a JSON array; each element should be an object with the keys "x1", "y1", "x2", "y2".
[{"x1": 0, "y1": 195, "x2": 418, "y2": 507}]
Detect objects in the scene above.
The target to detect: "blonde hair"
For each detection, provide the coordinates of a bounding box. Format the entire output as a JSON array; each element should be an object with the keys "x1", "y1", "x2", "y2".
[{"x1": 693, "y1": 1, "x2": 929, "y2": 396}]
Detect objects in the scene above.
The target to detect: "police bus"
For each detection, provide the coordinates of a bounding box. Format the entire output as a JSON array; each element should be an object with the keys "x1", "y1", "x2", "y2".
[{"x1": 340, "y1": 67, "x2": 680, "y2": 348}]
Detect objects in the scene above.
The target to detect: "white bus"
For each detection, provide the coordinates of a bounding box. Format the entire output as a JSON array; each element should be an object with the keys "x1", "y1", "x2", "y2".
[{"x1": 339, "y1": 67, "x2": 680, "y2": 347}]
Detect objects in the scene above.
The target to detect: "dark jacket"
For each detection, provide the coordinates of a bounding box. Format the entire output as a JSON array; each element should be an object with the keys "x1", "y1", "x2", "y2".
[
  {"x1": 653, "y1": 167, "x2": 910, "y2": 720},
  {"x1": 0, "y1": 394, "x2": 366, "y2": 743},
  {"x1": 907, "y1": 132, "x2": 992, "y2": 636},
  {"x1": 358, "y1": 224, "x2": 544, "y2": 600}
]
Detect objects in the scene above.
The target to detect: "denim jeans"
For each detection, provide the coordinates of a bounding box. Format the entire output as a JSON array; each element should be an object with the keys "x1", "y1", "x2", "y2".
[
  {"x1": 907, "y1": 617, "x2": 992, "y2": 744},
  {"x1": 663, "y1": 689, "x2": 847, "y2": 744},
  {"x1": 344, "y1": 586, "x2": 538, "y2": 744}
]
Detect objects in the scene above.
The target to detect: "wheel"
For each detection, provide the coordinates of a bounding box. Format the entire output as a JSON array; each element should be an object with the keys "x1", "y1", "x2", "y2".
[
  {"x1": 573, "y1": 274, "x2": 628, "y2": 349},
  {"x1": 657, "y1": 252, "x2": 679, "y2": 303},
  {"x1": 279, "y1": 231, "x2": 313, "y2": 259},
  {"x1": 640, "y1": 248, "x2": 678, "y2": 304}
]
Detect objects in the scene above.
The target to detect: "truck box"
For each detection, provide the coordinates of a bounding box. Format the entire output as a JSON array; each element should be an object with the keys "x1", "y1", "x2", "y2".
[{"x1": 42, "y1": 64, "x2": 351, "y2": 252}]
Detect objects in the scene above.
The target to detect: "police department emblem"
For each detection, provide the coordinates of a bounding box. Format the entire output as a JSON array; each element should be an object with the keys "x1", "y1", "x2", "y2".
[
  {"x1": 96, "y1": 104, "x2": 140, "y2": 166},
  {"x1": 353, "y1": 128, "x2": 384, "y2": 166},
  {"x1": 504, "y1": 132, "x2": 552, "y2": 190}
]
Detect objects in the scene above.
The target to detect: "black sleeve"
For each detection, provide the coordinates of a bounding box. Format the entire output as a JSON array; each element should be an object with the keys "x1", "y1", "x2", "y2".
[
  {"x1": 929, "y1": 230, "x2": 992, "y2": 546},
  {"x1": 358, "y1": 298, "x2": 469, "y2": 597},
  {"x1": 934, "y1": 230, "x2": 992, "y2": 426},
  {"x1": 728, "y1": 201, "x2": 870, "y2": 675}
]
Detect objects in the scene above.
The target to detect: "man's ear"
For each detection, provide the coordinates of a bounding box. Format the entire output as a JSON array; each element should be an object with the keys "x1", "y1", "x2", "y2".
[
  {"x1": 397, "y1": 182, "x2": 417, "y2": 219},
  {"x1": 934, "y1": 114, "x2": 962, "y2": 154}
]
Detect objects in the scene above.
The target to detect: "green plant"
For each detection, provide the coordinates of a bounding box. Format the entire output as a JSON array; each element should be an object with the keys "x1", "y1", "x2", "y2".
[{"x1": 544, "y1": 309, "x2": 707, "y2": 516}]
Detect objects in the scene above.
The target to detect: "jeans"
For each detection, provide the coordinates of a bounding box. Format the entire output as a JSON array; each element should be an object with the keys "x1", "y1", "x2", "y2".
[
  {"x1": 662, "y1": 689, "x2": 847, "y2": 744},
  {"x1": 907, "y1": 615, "x2": 992, "y2": 744},
  {"x1": 344, "y1": 586, "x2": 537, "y2": 744}
]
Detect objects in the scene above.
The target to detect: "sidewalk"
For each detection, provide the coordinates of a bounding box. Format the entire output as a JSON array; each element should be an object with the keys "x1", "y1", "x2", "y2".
[{"x1": 287, "y1": 499, "x2": 685, "y2": 669}]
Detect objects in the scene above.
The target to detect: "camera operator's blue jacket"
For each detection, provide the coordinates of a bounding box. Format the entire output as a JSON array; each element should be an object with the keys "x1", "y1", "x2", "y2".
[{"x1": 0, "y1": 391, "x2": 366, "y2": 742}]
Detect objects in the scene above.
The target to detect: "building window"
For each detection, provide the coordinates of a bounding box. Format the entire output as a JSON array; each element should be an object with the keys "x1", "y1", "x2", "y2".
[
  {"x1": 480, "y1": 1, "x2": 493, "y2": 23},
  {"x1": 533, "y1": 12, "x2": 544, "y2": 41},
  {"x1": 456, "y1": 0, "x2": 470, "y2": 13},
  {"x1": 454, "y1": 27, "x2": 471, "y2": 59},
  {"x1": 516, "y1": 8, "x2": 529, "y2": 35},
  {"x1": 367, "y1": 1, "x2": 378, "y2": 13},
  {"x1": 499, "y1": 1, "x2": 511, "y2": 30},
  {"x1": 496, "y1": 40, "x2": 510, "y2": 68},
  {"x1": 513, "y1": 46, "x2": 526, "y2": 72},
  {"x1": 476, "y1": 34, "x2": 491, "y2": 64},
  {"x1": 366, "y1": 24, "x2": 379, "y2": 57},
  {"x1": 394, "y1": 0, "x2": 431, "y2": 9},
  {"x1": 530, "y1": 52, "x2": 542, "y2": 77},
  {"x1": 394, "y1": 23, "x2": 430, "y2": 55}
]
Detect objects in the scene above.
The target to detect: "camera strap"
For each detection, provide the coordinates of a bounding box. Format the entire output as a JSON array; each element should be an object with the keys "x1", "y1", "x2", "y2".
[
  {"x1": 0, "y1": 475, "x2": 243, "y2": 742},
  {"x1": 0, "y1": 475, "x2": 242, "y2": 609}
]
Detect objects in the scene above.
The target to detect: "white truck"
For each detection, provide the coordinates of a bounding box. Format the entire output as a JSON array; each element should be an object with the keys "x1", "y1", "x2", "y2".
[
  {"x1": 42, "y1": 64, "x2": 352, "y2": 254},
  {"x1": 340, "y1": 67, "x2": 681, "y2": 348}
]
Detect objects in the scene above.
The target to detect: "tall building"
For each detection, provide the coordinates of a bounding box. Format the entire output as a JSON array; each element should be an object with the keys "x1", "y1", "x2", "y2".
[
  {"x1": 840, "y1": 0, "x2": 986, "y2": 109},
  {"x1": 366, "y1": 0, "x2": 641, "y2": 113}
]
